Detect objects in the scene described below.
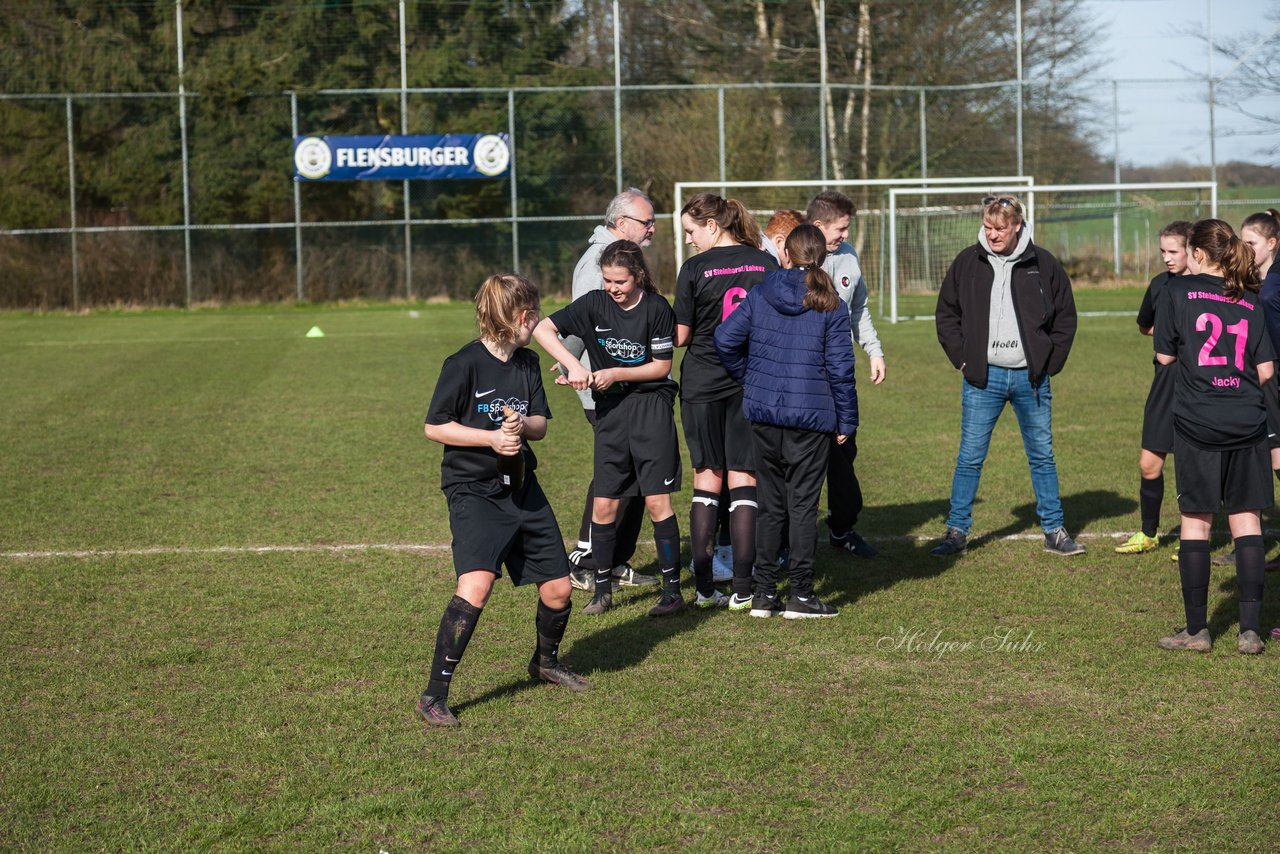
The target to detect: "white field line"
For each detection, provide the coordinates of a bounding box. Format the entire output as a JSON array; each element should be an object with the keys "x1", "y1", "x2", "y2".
[
  {"x1": 4, "y1": 530, "x2": 1266, "y2": 561},
  {"x1": 895, "y1": 310, "x2": 1132, "y2": 322},
  {"x1": 8, "y1": 330, "x2": 418, "y2": 348},
  {"x1": 1, "y1": 543, "x2": 453, "y2": 560}
]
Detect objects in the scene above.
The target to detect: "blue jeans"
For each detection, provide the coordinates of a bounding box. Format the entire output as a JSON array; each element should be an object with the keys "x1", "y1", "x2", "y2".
[{"x1": 945, "y1": 365, "x2": 1064, "y2": 535}]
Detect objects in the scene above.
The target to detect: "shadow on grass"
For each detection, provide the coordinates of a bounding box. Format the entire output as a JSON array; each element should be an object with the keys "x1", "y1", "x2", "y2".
[
  {"x1": 969, "y1": 488, "x2": 1139, "y2": 551},
  {"x1": 817, "y1": 497, "x2": 951, "y2": 608},
  {"x1": 451, "y1": 591, "x2": 714, "y2": 715},
  {"x1": 818, "y1": 489, "x2": 1139, "y2": 609},
  {"x1": 1204, "y1": 564, "x2": 1280, "y2": 641}
]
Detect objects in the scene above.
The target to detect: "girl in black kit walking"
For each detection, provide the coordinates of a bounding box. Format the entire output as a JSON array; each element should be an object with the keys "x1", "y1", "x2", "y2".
[
  {"x1": 534, "y1": 241, "x2": 687, "y2": 617},
  {"x1": 418, "y1": 274, "x2": 589, "y2": 727},
  {"x1": 1154, "y1": 220, "x2": 1275, "y2": 655}
]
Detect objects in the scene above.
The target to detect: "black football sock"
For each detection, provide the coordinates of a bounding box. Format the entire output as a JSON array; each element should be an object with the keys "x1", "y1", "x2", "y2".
[
  {"x1": 729, "y1": 486, "x2": 758, "y2": 598},
  {"x1": 535, "y1": 599, "x2": 572, "y2": 667},
  {"x1": 425, "y1": 595, "x2": 482, "y2": 700},
  {"x1": 690, "y1": 489, "x2": 719, "y2": 595},
  {"x1": 716, "y1": 484, "x2": 732, "y2": 548},
  {"x1": 615, "y1": 493, "x2": 645, "y2": 566},
  {"x1": 1139, "y1": 474, "x2": 1164, "y2": 539},
  {"x1": 1178, "y1": 539, "x2": 1211, "y2": 635},
  {"x1": 653, "y1": 514, "x2": 683, "y2": 597},
  {"x1": 1234, "y1": 534, "x2": 1265, "y2": 634},
  {"x1": 576, "y1": 481, "x2": 595, "y2": 557},
  {"x1": 591, "y1": 520, "x2": 617, "y2": 595}
]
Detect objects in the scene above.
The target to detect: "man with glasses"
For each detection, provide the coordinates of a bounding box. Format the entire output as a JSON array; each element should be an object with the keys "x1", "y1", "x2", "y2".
[
  {"x1": 562, "y1": 188, "x2": 660, "y2": 589},
  {"x1": 930, "y1": 194, "x2": 1084, "y2": 557}
]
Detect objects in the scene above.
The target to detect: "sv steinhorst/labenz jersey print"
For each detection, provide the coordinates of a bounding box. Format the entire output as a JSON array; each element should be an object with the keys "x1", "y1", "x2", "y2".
[
  {"x1": 1154, "y1": 273, "x2": 1277, "y2": 451},
  {"x1": 674, "y1": 244, "x2": 775, "y2": 402}
]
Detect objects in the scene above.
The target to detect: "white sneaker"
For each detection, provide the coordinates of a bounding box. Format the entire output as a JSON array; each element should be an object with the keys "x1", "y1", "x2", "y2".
[
  {"x1": 695, "y1": 589, "x2": 730, "y2": 609},
  {"x1": 727, "y1": 592, "x2": 753, "y2": 611},
  {"x1": 711, "y1": 544, "x2": 734, "y2": 582}
]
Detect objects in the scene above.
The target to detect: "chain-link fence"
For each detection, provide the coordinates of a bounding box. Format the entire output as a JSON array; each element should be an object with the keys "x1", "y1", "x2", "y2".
[{"x1": 0, "y1": 1, "x2": 1270, "y2": 309}]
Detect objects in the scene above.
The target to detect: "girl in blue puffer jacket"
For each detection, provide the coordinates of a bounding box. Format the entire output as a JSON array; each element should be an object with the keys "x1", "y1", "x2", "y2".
[{"x1": 714, "y1": 224, "x2": 858, "y2": 619}]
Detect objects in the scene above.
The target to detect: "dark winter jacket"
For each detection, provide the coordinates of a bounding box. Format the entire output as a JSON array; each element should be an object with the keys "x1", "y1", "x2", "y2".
[
  {"x1": 714, "y1": 268, "x2": 858, "y2": 435},
  {"x1": 1259, "y1": 264, "x2": 1280, "y2": 355},
  {"x1": 935, "y1": 235, "x2": 1077, "y2": 388}
]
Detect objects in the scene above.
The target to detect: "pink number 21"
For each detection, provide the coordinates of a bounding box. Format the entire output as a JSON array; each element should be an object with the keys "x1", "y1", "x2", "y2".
[{"x1": 1195, "y1": 312, "x2": 1248, "y2": 371}]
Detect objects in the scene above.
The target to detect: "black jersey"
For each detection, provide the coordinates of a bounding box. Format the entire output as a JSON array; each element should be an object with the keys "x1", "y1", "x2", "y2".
[
  {"x1": 1139, "y1": 272, "x2": 1179, "y2": 365},
  {"x1": 549, "y1": 289, "x2": 678, "y2": 416},
  {"x1": 425, "y1": 340, "x2": 550, "y2": 494},
  {"x1": 674, "y1": 244, "x2": 776, "y2": 402},
  {"x1": 1137, "y1": 271, "x2": 1173, "y2": 332},
  {"x1": 1154, "y1": 274, "x2": 1277, "y2": 450}
]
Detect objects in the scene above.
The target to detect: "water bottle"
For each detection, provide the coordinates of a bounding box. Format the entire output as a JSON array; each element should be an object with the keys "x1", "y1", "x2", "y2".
[{"x1": 496, "y1": 406, "x2": 525, "y2": 490}]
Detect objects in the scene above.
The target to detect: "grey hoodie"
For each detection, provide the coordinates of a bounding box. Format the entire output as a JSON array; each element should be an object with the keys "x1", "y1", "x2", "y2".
[
  {"x1": 980, "y1": 223, "x2": 1034, "y2": 369},
  {"x1": 823, "y1": 242, "x2": 884, "y2": 359},
  {"x1": 565, "y1": 225, "x2": 622, "y2": 410}
]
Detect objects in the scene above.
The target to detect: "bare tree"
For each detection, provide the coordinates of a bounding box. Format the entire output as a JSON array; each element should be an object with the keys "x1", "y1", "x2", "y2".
[{"x1": 1207, "y1": 2, "x2": 1280, "y2": 163}]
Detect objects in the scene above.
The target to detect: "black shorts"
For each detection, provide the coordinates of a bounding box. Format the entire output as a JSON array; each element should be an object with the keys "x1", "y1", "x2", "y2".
[
  {"x1": 681, "y1": 393, "x2": 756, "y2": 472},
  {"x1": 1173, "y1": 435, "x2": 1273, "y2": 514},
  {"x1": 446, "y1": 473, "x2": 569, "y2": 585},
  {"x1": 1141, "y1": 362, "x2": 1175, "y2": 454},
  {"x1": 594, "y1": 392, "x2": 682, "y2": 497}
]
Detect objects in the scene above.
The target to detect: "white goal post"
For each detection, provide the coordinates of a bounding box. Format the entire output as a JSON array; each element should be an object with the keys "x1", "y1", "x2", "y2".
[
  {"x1": 672, "y1": 176, "x2": 1035, "y2": 270},
  {"x1": 887, "y1": 181, "x2": 1219, "y2": 324}
]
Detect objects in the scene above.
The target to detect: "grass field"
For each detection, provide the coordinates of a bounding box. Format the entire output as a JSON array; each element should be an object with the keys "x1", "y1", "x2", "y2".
[{"x1": 4, "y1": 291, "x2": 1280, "y2": 851}]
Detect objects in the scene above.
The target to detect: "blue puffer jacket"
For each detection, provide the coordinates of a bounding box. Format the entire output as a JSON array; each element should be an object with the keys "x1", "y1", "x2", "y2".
[{"x1": 714, "y1": 268, "x2": 858, "y2": 436}]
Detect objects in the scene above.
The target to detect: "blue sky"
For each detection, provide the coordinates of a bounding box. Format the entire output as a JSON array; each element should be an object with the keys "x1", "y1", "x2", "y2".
[{"x1": 1082, "y1": 0, "x2": 1277, "y2": 166}]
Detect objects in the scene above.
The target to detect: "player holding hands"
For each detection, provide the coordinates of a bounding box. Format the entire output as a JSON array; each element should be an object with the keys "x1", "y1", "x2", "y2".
[{"x1": 535, "y1": 241, "x2": 688, "y2": 617}]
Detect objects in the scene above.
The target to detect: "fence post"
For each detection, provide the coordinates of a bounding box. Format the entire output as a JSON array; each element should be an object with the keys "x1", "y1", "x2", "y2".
[
  {"x1": 818, "y1": 0, "x2": 828, "y2": 181},
  {"x1": 509, "y1": 89, "x2": 519, "y2": 273},
  {"x1": 718, "y1": 87, "x2": 726, "y2": 196},
  {"x1": 919, "y1": 89, "x2": 930, "y2": 282},
  {"x1": 1015, "y1": 0, "x2": 1023, "y2": 176},
  {"x1": 291, "y1": 92, "x2": 303, "y2": 301},
  {"x1": 876, "y1": 205, "x2": 886, "y2": 320},
  {"x1": 1112, "y1": 81, "x2": 1121, "y2": 276},
  {"x1": 889, "y1": 191, "x2": 898, "y2": 324},
  {"x1": 1207, "y1": 0, "x2": 1217, "y2": 189},
  {"x1": 176, "y1": 0, "x2": 192, "y2": 307},
  {"x1": 1143, "y1": 219, "x2": 1150, "y2": 278},
  {"x1": 400, "y1": 0, "x2": 412, "y2": 299},
  {"x1": 66, "y1": 96, "x2": 79, "y2": 312},
  {"x1": 613, "y1": 0, "x2": 622, "y2": 193}
]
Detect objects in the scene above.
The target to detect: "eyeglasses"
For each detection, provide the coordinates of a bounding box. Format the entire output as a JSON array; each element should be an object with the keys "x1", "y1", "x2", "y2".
[
  {"x1": 620, "y1": 214, "x2": 656, "y2": 229},
  {"x1": 982, "y1": 196, "x2": 1018, "y2": 208}
]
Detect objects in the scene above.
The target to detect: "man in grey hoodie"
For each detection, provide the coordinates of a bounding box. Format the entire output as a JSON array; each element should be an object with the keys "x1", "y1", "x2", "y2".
[
  {"x1": 563, "y1": 188, "x2": 659, "y2": 589},
  {"x1": 931, "y1": 194, "x2": 1084, "y2": 558}
]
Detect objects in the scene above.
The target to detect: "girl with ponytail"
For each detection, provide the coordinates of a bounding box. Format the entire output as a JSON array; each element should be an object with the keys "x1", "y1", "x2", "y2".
[
  {"x1": 418, "y1": 274, "x2": 589, "y2": 726},
  {"x1": 1153, "y1": 219, "x2": 1275, "y2": 655},
  {"x1": 1242, "y1": 209, "x2": 1280, "y2": 571},
  {"x1": 714, "y1": 223, "x2": 858, "y2": 620},
  {"x1": 674, "y1": 192, "x2": 777, "y2": 609}
]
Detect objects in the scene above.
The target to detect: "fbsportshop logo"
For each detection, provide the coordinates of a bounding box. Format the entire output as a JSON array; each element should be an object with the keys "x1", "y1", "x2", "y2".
[
  {"x1": 476, "y1": 395, "x2": 530, "y2": 422},
  {"x1": 598, "y1": 336, "x2": 646, "y2": 364}
]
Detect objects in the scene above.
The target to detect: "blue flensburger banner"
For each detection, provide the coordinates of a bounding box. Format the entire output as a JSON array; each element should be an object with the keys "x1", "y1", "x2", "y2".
[{"x1": 293, "y1": 133, "x2": 511, "y2": 181}]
